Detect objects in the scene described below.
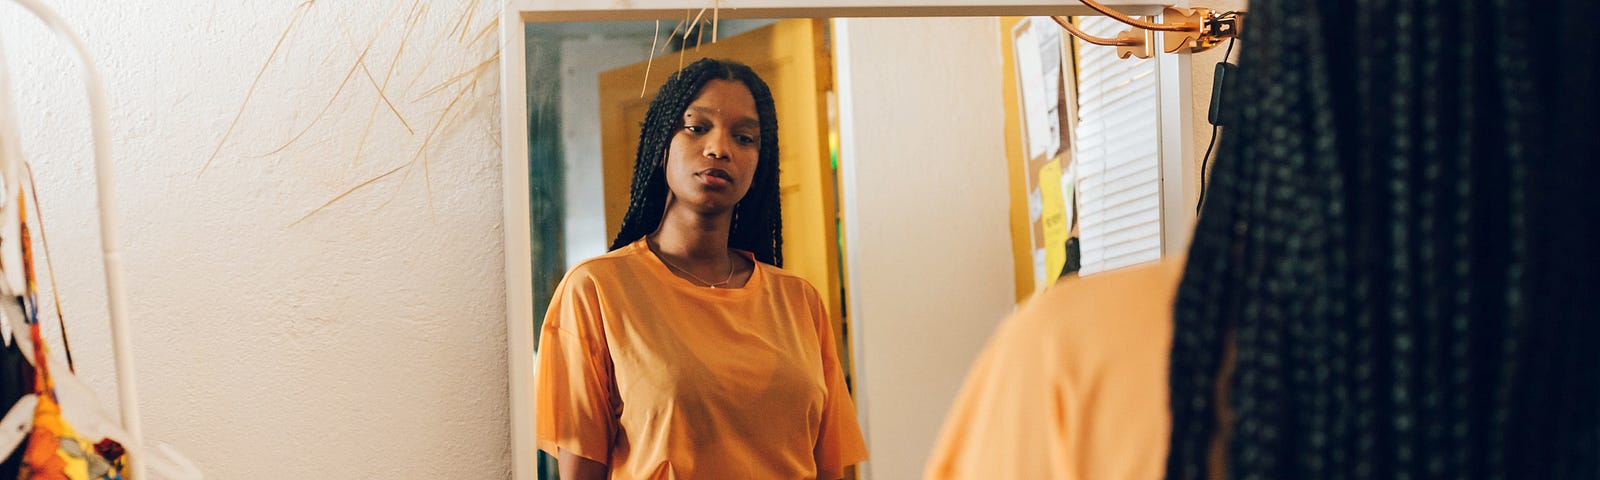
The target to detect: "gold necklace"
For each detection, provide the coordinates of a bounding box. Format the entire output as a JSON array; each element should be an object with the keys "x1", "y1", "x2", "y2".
[{"x1": 657, "y1": 250, "x2": 737, "y2": 288}]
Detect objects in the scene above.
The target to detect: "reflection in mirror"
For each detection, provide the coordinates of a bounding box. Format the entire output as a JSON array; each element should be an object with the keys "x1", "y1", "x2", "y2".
[
  {"x1": 522, "y1": 14, "x2": 1180, "y2": 479},
  {"x1": 525, "y1": 18, "x2": 857, "y2": 479}
]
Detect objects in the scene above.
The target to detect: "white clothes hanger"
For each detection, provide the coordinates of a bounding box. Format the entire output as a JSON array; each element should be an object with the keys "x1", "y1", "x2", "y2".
[{"x1": 0, "y1": 0, "x2": 202, "y2": 477}]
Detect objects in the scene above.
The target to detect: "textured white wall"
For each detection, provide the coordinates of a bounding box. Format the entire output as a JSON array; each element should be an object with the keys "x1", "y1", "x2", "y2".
[
  {"x1": 834, "y1": 17, "x2": 1016, "y2": 480},
  {"x1": 1, "y1": 1, "x2": 508, "y2": 478}
]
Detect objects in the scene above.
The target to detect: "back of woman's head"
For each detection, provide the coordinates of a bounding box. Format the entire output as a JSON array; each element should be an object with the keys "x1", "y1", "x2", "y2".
[
  {"x1": 1166, "y1": 1, "x2": 1599, "y2": 478},
  {"x1": 609, "y1": 58, "x2": 784, "y2": 266}
]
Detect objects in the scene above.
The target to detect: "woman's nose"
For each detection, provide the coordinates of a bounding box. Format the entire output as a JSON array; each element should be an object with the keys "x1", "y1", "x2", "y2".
[{"x1": 703, "y1": 134, "x2": 731, "y2": 160}]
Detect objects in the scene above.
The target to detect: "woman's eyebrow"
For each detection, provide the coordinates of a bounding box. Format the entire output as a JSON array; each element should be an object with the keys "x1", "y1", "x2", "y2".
[{"x1": 687, "y1": 106, "x2": 759, "y2": 129}]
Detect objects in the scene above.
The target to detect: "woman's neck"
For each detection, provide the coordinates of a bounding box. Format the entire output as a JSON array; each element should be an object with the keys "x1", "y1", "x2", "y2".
[{"x1": 651, "y1": 204, "x2": 733, "y2": 262}]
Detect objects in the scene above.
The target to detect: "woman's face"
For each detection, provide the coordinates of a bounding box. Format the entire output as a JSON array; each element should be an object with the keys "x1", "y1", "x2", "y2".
[{"x1": 662, "y1": 79, "x2": 762, "y2": 214}]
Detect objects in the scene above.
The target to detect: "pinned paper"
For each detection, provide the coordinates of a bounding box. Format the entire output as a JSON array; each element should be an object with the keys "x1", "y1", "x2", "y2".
[
  {"x1": 1039, "y1": 159, "x2": 1068, "y2": 281},
  {"x1": 1015, "y1": 17, "x2": 1067, "y2": 161}
]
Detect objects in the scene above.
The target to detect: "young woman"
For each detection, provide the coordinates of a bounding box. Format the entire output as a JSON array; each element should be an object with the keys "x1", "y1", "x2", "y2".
[
  {"x1": 535, "y1": 58, "x2": 867, "y2": 480},
  {"x1": 927, "y1": 0, "x2": 1597, "y2": 478}
]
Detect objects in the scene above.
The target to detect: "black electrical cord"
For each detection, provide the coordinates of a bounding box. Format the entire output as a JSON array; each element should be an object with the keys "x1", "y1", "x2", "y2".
[{"x1": 1196, "y1": 36, "x2": 1237, "y2": 214}]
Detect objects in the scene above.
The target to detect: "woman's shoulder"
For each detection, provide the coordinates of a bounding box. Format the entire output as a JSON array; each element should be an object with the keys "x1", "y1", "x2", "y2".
[
  {"x1": 754, "y1": 262, "x2": 822, "y2": 296},
  {"x1": 1005, "y1": 259, "x2": 1184, "y2": 346},
  {"x1": 560, "y1": 243, "x2": 652, "y2": 284},
  {"x1": 754, "y1": 260, "x2": 806, "y2": 282}
]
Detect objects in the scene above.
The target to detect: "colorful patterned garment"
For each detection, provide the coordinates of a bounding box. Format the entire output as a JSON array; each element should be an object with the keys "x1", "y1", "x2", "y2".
[
  {"x1": 1, "y1": 340, "x2": 36, "y2": 479},
  {"x1": 10, "y1": 193, "x2": 124, "y2": 480},
  {"x1": 17, "y1": 328, "x2": 122, "y2": 480}
]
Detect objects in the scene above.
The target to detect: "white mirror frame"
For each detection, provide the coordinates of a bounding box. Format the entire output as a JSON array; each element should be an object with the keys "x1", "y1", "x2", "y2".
[{"x1": 500, "y1": 2, "x2": 1192, "y2": 478}]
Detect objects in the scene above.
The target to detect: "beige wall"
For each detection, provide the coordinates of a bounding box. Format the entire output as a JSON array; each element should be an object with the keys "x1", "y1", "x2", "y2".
[{"x1": 834, "y1": 17, "x2": 1018, "y2": 480}]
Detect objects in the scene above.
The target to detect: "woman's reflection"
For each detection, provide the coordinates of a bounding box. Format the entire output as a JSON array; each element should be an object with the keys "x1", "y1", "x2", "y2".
[{"x1": 535, "y1": 58, "x2": 867, "y2": 480}]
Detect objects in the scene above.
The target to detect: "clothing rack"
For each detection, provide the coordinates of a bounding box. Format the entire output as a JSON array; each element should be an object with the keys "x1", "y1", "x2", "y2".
[{"x1": 1, "y1": 0, "x2": 146, "y2": 478}]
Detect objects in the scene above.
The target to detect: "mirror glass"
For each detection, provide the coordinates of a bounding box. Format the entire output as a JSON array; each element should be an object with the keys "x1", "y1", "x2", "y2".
[{"x1": 522, "y1": 14, "x2": 1173, "y2": 478}]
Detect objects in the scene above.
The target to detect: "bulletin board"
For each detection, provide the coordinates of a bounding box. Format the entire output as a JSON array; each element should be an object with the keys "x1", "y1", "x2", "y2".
[{"x1": 1006, "y1": 16, "x2": 1080, "y2": 294}]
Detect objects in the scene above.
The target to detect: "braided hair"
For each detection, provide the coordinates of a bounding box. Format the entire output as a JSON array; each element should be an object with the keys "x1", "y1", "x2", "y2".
[
  {"x1": 1166, "y1": 0, "x2": 1598, "y2": 478},
  {"x1": 607, "y1": 58, "x2": 784, "y2": 267}
]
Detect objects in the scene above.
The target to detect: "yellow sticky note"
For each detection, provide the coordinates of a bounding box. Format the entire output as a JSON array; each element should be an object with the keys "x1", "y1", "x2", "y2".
[{"x1": 1039, "y1": 159, "x2": 1068, "y2": 283}]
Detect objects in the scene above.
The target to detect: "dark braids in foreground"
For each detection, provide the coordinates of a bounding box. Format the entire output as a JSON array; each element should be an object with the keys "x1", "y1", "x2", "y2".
[
  {"x1": 1166, "y1": 0, "x2": 1598, "y2": 478},
  {"x1": 608, "y1": 58, "x2": 784, "y2": 267}
]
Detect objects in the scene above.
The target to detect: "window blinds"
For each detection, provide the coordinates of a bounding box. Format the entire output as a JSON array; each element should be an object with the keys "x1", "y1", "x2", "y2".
[{"x1": 1072, "y1": 16, "x2": 1164, "y2": 275}]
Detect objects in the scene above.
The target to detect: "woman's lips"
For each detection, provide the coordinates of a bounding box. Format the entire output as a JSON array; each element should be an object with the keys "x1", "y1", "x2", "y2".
[{"x1": 697, "y1": 168, "x2": 732, "y2": 187}]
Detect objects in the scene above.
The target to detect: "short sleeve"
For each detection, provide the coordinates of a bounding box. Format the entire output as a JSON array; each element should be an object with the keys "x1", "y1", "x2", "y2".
[
  {"x1": 535, "y1": 268, "x2": 618, "y2": 465},
  {"x1": 808, "y1": 285, "x2": 869, "y2": 479}
]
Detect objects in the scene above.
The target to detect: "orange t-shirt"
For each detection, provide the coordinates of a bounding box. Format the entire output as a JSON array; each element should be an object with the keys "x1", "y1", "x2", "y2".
[
  {"x1": 924, "y1": 261, "x2": 1184, "y2": 480},
  {"x1": 536, "y1": 239, "x2": 868, "y2": 479}
]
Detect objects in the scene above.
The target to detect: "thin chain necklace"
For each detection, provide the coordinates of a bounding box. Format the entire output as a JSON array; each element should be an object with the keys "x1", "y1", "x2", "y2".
[{"x1": 656, "y1": 248, "x2": 737, "y2": 288}]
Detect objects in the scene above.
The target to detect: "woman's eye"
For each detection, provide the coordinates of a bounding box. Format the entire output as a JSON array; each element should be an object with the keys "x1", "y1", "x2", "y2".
[
  {"x1": 736, "y1": 135, "x2": 757, "y2": 145},
  {"x1": 683, "y1": 125, "x2": 706, "y2": 134}
]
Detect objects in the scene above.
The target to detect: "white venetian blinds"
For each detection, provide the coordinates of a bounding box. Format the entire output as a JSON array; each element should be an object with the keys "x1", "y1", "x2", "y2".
[{"x1": 1072, "y1": 16, "x2": 1164, "y2": 275}]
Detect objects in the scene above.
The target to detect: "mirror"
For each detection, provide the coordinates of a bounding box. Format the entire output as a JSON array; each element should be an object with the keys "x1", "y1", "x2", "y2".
[{"x1": 508, "y1": 6, "x2": 1205, "y2": 478}]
